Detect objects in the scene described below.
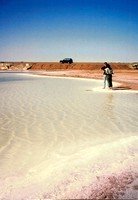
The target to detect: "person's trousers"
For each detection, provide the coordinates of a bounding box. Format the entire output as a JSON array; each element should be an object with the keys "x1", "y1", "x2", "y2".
[{"x1": 104, "y1": 75, "x2": 112, "y2": 88}]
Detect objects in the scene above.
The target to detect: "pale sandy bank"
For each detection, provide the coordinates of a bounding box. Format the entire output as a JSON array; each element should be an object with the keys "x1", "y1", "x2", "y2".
[{"x1": 34, "y1": 69, "x2": 138, "y2": 91}]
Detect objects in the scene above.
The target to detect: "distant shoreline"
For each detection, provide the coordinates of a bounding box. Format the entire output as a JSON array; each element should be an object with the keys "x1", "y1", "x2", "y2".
[
  {"x1": 0, "y1": 60, "x2": 138, "y2": 90},
  {"x1": 0, "y1": 61, "x2": 138, "y2": 71},
  {"x1": 0, "y1": 68, "x2": 138, "y2": 90},
  {"x1": 32, "y1": 69, "x2": 138, "y2": 91}
]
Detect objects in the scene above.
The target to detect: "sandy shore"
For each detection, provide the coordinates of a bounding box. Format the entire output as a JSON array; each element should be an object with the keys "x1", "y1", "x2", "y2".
[
  {"x1": 33, "y1": 69, "x2": 138, "y2": 91},
  {"x1": 1, "y1": 61, "x2": 138, "y2": 90}
]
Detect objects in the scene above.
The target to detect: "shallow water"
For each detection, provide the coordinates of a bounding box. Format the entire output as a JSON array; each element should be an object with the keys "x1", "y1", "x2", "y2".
[{"x1": 0, "y1": 72, "x2": 138, "y2": 199}]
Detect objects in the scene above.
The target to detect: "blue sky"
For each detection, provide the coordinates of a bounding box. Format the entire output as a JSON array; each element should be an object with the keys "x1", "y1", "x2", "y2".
[{"x1": 0, "y1": 0, "x2": 138, "y2": 62}]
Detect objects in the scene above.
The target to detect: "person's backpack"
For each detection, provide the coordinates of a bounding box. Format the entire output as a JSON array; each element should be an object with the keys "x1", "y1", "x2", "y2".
[{"x1": 105, "y1": 67, "x2": 113, "y2": 75}]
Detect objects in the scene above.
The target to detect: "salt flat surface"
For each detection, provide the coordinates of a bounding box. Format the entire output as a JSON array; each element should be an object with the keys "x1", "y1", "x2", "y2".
[
  {"x1": 92, "y1": 86, "x2": 138, "y2": 93},
  {"x1": 0, "y1": 72, "x2": 137, "y2": 199}
]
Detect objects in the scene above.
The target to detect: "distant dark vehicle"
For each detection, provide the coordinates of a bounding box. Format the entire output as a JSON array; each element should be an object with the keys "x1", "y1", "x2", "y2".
[{"x1": 60, "y1": 58, "x2": 73, "y2": 64}]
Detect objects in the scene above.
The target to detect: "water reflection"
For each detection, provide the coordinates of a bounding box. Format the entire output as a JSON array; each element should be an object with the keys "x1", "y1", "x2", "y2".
[
  {"x1": 0, "y1": 72, "x2": 34, "y2": 83},
  {"x1": 102, "y1": 93, "x2": 115, "y2": 120}
]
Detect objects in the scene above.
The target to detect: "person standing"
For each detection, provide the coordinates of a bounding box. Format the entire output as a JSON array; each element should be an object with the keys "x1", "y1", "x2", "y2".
[{"x1": 101, "y1": 62, "x2": 113, "y2": 89}]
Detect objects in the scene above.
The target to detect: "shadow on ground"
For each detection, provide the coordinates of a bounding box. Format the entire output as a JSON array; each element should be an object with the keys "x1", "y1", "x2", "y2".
[{"x1": 112, "y1": 87, "x2": 131, "y2": 90}]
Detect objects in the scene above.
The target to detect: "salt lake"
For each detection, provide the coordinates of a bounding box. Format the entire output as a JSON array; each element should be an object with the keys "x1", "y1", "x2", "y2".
[{"x1": 0, "y1": 72, "x2": 137, "y2": 199}]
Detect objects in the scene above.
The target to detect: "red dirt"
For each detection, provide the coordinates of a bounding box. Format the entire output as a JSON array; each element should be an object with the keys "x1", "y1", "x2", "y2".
[{"x1": 30, "y1": 62, "x2": 131, "y2": 71}]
